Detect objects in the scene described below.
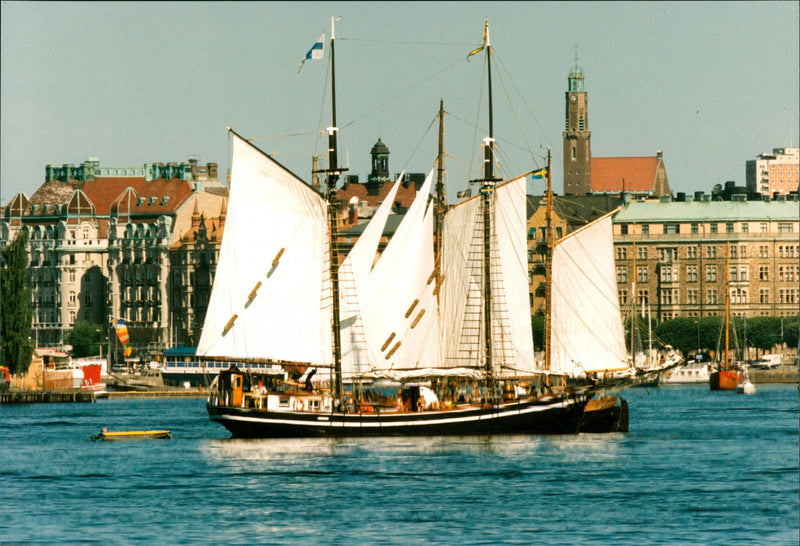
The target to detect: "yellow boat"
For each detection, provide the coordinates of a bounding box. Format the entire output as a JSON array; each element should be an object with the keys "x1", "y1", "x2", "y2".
[{"x1": 92, "y1": 428, "x2": 171, "y2": 441}]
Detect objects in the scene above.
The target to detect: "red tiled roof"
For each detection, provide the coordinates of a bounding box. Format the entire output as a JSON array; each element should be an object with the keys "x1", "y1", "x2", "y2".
[
  {"x1": 84, "y1": 177, "x2": 194, "y2": 216},
  {"x1": 336, "y1": 181, "x2": 416, "y2": 208},
  {"x1": 591, "y1": 157, "x2": 659, "y2": 193}
]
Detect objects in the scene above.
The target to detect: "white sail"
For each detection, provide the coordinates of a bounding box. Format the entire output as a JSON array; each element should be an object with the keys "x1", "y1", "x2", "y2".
[
  {"x1": 196, "y1": 133, "x2": 332, "y2": 365},
  {"x1": 358, "y1": 169, "x2": 438, "y2": 376},
  {"x1": 339, "y1": 174, "x2": 403, "y2": 377},
  {"x1": 440, "y1": 176, "x2": 534, "y2": 375},
  {"x1": 549, "y1": 212, "x2": 628, "y2": 375},
  {"x1": 494, "y1": 177, "x2": 535, "y2": 375}
]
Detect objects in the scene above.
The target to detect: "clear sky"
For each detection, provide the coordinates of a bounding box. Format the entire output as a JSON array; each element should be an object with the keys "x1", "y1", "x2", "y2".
[{"x1": 2, "y1": 1, "x2": 798, "y2": 204}]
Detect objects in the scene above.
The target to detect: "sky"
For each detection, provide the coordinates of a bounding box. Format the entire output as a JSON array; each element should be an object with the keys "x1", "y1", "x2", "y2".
[{"x1": 2, "y1": 1, "x2": 798, "y2": 205}]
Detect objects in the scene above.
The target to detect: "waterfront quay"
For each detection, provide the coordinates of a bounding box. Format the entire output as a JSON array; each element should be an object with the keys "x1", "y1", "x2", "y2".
[{"x1": 0, "y1": 388, "x2": 207, "y2": 404}]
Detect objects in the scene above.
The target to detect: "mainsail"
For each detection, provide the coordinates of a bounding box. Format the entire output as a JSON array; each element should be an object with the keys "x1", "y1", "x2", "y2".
[
  {"x1": 440, "y1": 175, "x2": 535, "y2": 376},
  {"x1": 196, "y1": 132, "x2": 333, "y2": 365},
  {"x1": 549, "y1": 212, "x2": 628, "y2": 376}
]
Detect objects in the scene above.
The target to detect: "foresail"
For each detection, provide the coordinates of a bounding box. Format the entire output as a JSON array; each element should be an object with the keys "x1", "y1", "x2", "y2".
[
  {"x1": 196, "y1": 132, "x2": 332, "y2": 365},
  {"x1": 339, "y1": 175, "x2": 403, "y2": 377},
  {"x1": 358, "y1": 169, "x2": 439, "y2": 377},
  {"x1": 550, "y1": 213, "x2": 627, "y2": 375}
]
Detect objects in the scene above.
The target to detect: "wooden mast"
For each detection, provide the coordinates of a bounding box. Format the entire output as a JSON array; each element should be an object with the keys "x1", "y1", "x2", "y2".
[
  {"x1": 434, "y1": 99, "x2": 445, "y2": 290},
  {"x1": 327, "y1": 16, "x2": 345, "y2": 405},
  {"x1": 724, "y1": 241, "x2": 730, "y2": 372},
  {"x1": 544, "y1": 149, "x2": 553, "y2": 373},
  {"x1": 481, "y1": 22, "x2": 498, "y2": 401}
]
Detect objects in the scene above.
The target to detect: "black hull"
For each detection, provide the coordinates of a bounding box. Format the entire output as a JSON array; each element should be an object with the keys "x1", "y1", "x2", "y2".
[{"x1": 207, "y1": 396, "x2": 587, "y2": 438}]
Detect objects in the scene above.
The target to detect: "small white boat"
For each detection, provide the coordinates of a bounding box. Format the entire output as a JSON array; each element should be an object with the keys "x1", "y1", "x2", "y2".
[{"x1": 736, "y1": 367, "x2": 756, "y2": 395}]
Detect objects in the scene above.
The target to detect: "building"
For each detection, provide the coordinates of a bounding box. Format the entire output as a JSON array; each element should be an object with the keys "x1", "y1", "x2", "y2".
[
  {"x1": 1, "y1": 156, "x2": 226, "y2": 360},
  {"x1": 613, "y1": 194, "x2": 800, "y2": 321},
  {"x1": 746, "y1": 147, "x2": 799, "y2": 196},
  {"x1": 562, "y1": 61, "x2": 671, "y2": 197},
  {"x1": 336, "y1": 138, "x2": 423, "y2": 226}
]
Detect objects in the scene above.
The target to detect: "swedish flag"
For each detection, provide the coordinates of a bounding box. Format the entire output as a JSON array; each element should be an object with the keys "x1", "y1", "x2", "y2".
[{"x1": 531, "y1": 167, "x2": 548, "y2": 180}]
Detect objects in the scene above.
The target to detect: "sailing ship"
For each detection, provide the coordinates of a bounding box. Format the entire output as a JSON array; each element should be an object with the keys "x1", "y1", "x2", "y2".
[
  {"x1": 709, "y1": 242, "x2": 742, "y2": 390},
  {"x1": 201, "y1": 18, "x2": 587, "y2": 437}
]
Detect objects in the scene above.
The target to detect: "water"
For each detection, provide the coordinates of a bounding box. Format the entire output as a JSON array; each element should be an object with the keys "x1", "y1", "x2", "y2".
[{"x1": 2, "y1": 385, "x2": 797, "y2": 544}]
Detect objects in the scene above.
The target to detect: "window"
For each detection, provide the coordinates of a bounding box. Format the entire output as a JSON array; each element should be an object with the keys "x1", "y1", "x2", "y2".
[
  {"x1": 730, "y1": 246, "x2": 737, "y2": 259},
  {"x1": 687, "y1": 246, "x2": 697, "y2": 259},
  {"x1": 691, "y1": 223, "x2": 698, "y2": 235},
  {"x1": 705, "y1": 246, "x2": 717, "y2": 259},
  {"x1": 710, "y1": 224, "x2": 718, "y2": 234},
  {"x1": 759, "y1": 245, "x2": 768, "y2": 258},
  {"x1": 620, "y1": 224, "x2": 628, "y2": 235},
  {"x1": 664, "y1": 223, "x2": 679, "y2": 234},
  {"x1": 616, "y1": 247, "x2": 628, "y2": 260},
  {"x1": 740, "y1": 245, "x2": 746, "y2": 258},
  {"x1": 741, "y1": 223, "x2": 749, "y2": 233},
  {"x1": 69, "y1": 311, "x2": 76, "y2": 323},
  {"x1": 778, "y1": 223, "x2": 793, "y2": 234},
  {"x1": 760, "y1": 289, "x2": 769, "y2": 304},
  {"x1": 572, "y1": 146, "x2": 576, "y2": 160},
  {"x1": 68, "y1": 291, "x2": 76, "y2": 306},
  {"x1": 617, "y1": 267, "x2": 628, "y2": 284},
  {"x1": 740, "y1": 267, "x2": 748, "y2": 282},
  {"x1": 726, "y1": 223, "x2": 734, "y2": 234},
  {"x1": 706, "y1": 266, "x2": 717, "y2": 282},
  {"x1": 707, "y1": 290, "x2": 717, "y2": 305},
  {"x1": 69, "y1": 270, "x2": 75, "y2": 283},
  {"x1": 641, "y1": 225, "x2": 649, "y2": 235},
  {"x1": 730, "y1": 267, "x2": 738, "y2": 282},
  {"x1": 760, "y1": 223, "x2": 768, "y2": 233},
  {"x1": 618, "y1": 290, "x2": 628, "y2": 306},
  {"x1": 688, "y1": 289, "x2": 698, "y2": 305},
  {"x1": 637, "y1": 247, "x2": 648, "y2": 260},
  {"x1": 759, "y1": 266, "x2": 769, "y2": 281},
  {"x1": 637, "y1": 266, "x2": 648, "y2": 283},
  {"x1": 687, "y1": 266, "x2": 697, "y2": 282}
]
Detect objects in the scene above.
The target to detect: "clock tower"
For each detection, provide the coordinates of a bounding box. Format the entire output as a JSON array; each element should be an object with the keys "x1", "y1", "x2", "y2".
[{"x1": 563, "y1": 59, "x2": 591, "y2": 195}]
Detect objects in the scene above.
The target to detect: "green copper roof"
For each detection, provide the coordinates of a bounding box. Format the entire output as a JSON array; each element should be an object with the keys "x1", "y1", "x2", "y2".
[{"x1": 614, "y1": 199, "x2": 799, "y2": 223}]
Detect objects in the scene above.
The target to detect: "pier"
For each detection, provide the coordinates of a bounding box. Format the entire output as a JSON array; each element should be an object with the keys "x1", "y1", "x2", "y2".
[{"x1": 0, "y1": 390, "x2": 97, "y2": 404}]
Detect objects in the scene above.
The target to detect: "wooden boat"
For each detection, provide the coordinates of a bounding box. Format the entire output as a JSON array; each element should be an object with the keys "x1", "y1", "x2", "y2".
[
  {"x1": 580, "y1": 396, "x2": 629, "y2": 433},
  {"x1": 200, "y1": 18, "x2": 588, "y2": 438},
  {"x1": 92, "y1": 428, "x2": 171, "y2": 441},
  {"x1": 710, "y1": 242, "x2": 741, "y2": 391}
]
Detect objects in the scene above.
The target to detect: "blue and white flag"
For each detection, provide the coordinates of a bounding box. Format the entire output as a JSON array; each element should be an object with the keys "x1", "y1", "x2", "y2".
[{"x1": 298, "y1": 32, "x2": 325, "y2": 73}]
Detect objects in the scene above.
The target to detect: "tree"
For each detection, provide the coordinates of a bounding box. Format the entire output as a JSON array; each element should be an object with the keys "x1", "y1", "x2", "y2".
[
  {"x1": 654, "y1": 316, "x2": 700, "y2": 356},
  {"x1": 67, "y1": 321, "x2": 104, "y2": 358},
  {"x1": 746, "y1": 316, "x2": 782, "y2": 354},
  {"x1": 1, "y1": 230, "x2": 34, "y2": 375}
]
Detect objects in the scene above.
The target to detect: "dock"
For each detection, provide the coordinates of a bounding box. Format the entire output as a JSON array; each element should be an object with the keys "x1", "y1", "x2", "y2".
[{"x1": 1, "y1": 390, "x2": 97, "y2": 404}]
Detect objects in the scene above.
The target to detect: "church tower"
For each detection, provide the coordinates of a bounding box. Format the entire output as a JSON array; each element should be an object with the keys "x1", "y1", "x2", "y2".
[
  {"x1": 367, "y1": 138, "x2": 390, "y2": 194},
  {"x1": 562, "y1": 57, "x2": 591, "y2": 195}
]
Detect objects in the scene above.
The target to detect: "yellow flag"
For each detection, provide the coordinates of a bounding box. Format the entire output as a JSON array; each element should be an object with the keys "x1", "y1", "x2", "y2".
[{"x1": 467, "y1": 17, "x2": 489, "y2": 60}]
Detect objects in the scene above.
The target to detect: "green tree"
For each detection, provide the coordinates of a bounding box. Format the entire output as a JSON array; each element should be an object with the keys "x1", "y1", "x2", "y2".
[
  {"x1": 531, "y1": 314, "x2": 545, "y2": 353},
  {"x1": 1, "y1": 230, "x2": 34, "y2": 375},
  {"x1": 783, "y1": 316, "x2": 799, "y2": 350},
  {"x1": 746, "y1": 316, "x2": 782, "y2": 354},
  {"x1": 654, "y1": 316, "x2": 700, "y2": 356},
  {"x1": 66, "y1": 321, "x2": 104, "y2": 358}
]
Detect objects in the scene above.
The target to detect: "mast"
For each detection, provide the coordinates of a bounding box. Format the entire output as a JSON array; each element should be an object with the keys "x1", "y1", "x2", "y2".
[
  {"x1": 544, "y1": 149, "x2": 553, "y2": 372},
  {"x1": 724, "y1": 241, "x2": 730, "y2": 372},
  {"x1": 434, "y1": 100, "x2": 445, "y2": 286},
  {"x1": 326, "y1": 16, "x2": 345, "y2": 404},
  {"x1": 481, "y1": 25, "x2": 498, "y2": 400}
]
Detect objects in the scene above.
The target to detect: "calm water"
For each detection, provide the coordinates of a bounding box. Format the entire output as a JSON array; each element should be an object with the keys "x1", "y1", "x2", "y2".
[{"x1": 2, "y1": 385, "x2": 798, "y2": 544}]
